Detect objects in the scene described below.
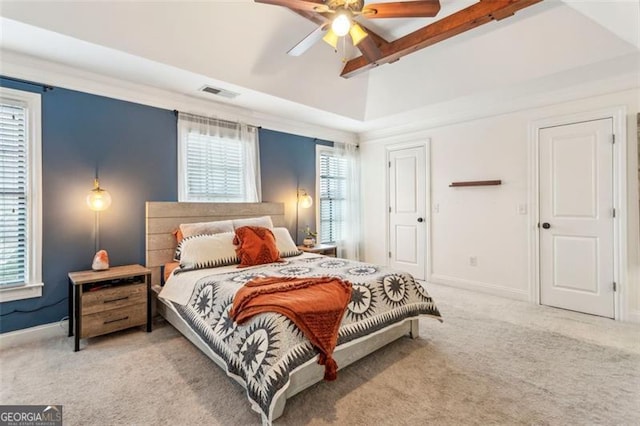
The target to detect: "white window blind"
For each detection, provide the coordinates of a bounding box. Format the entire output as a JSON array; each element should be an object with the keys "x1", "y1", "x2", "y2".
[
  {"x1": 0, "y1": 101, "x2": 28, "y2": 288},
  {"x1": 318, "y1": 151, "x2": 347, "y2": 244},
  {"x1": 178, "y1": 113, "x2": 260, "y2": 202},
  {"x1": 0, "y1": 87, "x2": 42, "y2": 302},
  {"x1": 185, "y1": 132, "x2": 245, "y2": 201}
]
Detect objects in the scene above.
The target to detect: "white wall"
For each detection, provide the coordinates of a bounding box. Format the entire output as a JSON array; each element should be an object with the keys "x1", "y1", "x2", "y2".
[
  {"x1": 363, "y1": 3, "x2": 637, "y2": 121},
  {"x1": 360, "y1": 88, "x2": 640, "y2": 321}
]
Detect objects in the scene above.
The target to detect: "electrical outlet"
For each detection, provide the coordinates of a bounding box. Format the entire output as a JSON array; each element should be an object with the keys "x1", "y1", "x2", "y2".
[
  {"x1": 434, "y1": 203, "x2": 439, "y2": 213},
  {"x1": 469, "y1": 256, "x2": 477, "y2": 267},
  {"x1": 518, "y1": 204, "x2": 527, "y2": 215}
]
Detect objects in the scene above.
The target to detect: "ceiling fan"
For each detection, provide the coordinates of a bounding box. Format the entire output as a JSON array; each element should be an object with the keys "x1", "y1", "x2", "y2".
[{"x1": 255, "y1": 0, "x2": 441, "y2": 61}]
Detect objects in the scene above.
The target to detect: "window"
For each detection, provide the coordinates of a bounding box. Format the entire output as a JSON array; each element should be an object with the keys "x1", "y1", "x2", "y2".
[
  {"x1": 0, "y1": 87, "x2": 42, "y2": 302},
  {"x1": 317, "y1": 147, "x2": 347, "y2": 244},
  {"x1": 177, "y1": 113, "x2": 260, "y2": 202}
]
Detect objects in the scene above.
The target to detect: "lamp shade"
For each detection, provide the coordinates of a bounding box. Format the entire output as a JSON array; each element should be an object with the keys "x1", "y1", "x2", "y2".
[
  {"x1": 299, "y1": 193, "x2": 313, "y2": 209},
  {"x1": 86, "y1": 178, "x2": 112, "y2": 211},
  {"x1": 350, "y1": 23, "x2": 368, "y2": 46},
  {"x1": 322, "y1": 28, "x2": 339, "y2": 49}
]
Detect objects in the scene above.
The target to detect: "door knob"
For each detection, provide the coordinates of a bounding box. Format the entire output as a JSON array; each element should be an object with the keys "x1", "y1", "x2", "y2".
[
  {"x1": 542, "y1": 222, "x2": 551, "y2": 229},
  {"x1": 417, "y1": 217, "x2": 424, "y2": 223}
]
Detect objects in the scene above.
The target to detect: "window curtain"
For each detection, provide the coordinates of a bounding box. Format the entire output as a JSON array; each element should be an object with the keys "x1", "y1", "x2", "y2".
[
  {"x1": 335, "y1": 142, "x2": 361, "y2": 260},
  {"x1": 178, "y1": 112, "x2": 261, "y2": 202}
]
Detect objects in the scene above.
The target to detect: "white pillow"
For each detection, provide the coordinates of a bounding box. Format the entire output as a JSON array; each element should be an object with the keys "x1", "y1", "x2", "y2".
[
  {"x1": 233, "y1": 216, "x2": 274, "y2": 230},
  {"x1": 272, "y1": 227, "x2": 303, "y2": 258},
  {"x1": 176, "y1": 232, "x2": 239, "y2": 272},
  {"x1": 180, "y1": 220, "x2": 234, "y2": 238}
]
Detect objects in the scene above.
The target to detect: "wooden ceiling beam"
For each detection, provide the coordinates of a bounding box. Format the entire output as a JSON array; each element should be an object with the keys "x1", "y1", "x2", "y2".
[
  {"x1": 355, "y1": 33, "x2": 383, "y2": 63},
  {"x1": 362, "y1": 24, "x2": 391, "y2": 49},
  {"x1": 353, "y1": 22, "x2": 391, "y2": 63},
  {"x1": 340, "y1": 0, "x2": 542, "y2": 78}
]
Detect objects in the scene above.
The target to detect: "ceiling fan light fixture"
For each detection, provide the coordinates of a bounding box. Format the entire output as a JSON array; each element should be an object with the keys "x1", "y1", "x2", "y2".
[
  {"x1": 332, "y1": 13, "x2": 351, "y2": 37},
  {"x1": 349, "y1": 23, "x2": 368, "y2": 46},
  {"x1": 322, "y1": 28, "x2": 339, "y2": 49}
]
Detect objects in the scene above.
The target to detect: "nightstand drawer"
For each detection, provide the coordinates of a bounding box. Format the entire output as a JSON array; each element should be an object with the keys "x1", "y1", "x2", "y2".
[
  {"x1": 81, "y1": 304, "x2": 147, "y2": 339},
  {"x1": 69, "y1": 264, "x2": 152, "y2": 351},
  {"x1": 82, "y1": 283, "x2": 147, "y2": 315}
]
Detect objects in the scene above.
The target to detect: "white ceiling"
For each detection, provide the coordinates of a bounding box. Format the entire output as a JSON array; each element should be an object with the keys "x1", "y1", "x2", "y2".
[{"x1": 0, "y1": 0, "x2": 638, "y2": 136}]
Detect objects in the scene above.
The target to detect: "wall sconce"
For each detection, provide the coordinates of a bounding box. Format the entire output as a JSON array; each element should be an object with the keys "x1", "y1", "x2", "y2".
[
  {"x1": 86, "y1": 178, "x2": 112, "y2": 212},
  {"x1": 87, "y1": 174, "x2": 112, "y2": 270},
  {"x1": 295, "y1": 188, "x2": 313, "y2": 245},
  {"x1": 298, "y1": 189, "x2": 313, "y2": 209}
]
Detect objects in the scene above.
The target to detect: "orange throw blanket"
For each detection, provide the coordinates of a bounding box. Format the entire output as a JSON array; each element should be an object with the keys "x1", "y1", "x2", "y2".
[{"x1": 230, "y1": 276, "x2": 352, "y2": 381}]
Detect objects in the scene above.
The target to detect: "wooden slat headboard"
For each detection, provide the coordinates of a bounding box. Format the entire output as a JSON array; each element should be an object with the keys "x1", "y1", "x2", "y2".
[{"x1": 145, "y1": 202, "x2": 285, "y2": 286}]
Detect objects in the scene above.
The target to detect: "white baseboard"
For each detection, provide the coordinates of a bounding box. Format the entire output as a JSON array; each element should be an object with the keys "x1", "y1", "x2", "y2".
[
  {"x1": 429, "y1": 274, "x2": 530, "y2": 302},
  {"x1": 0, "y1": 320, "x2": 69, "y2": 349},
  {"x1": 625, "y1": 310, "x2": 640, "y2": 324}
]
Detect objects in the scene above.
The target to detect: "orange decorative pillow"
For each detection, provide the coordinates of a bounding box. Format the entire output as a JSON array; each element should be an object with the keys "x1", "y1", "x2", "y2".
[
  {"x1": 163, "y1": 261, "x2": 180, "y2": 283},
  {"x1": 172, "y1": 229, "x2": 184, "y2": 261},
  {"x1": 172, "y1": 228, "x2": 184, "y2": 244},
  {"x1": 233, "y1": 226, "x2": 282, "y2": 267}
]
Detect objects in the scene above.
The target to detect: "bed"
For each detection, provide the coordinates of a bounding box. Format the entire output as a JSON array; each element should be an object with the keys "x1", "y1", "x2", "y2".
[{"x1": 146, "y1": 202, "x2": 441, "y2": 423}]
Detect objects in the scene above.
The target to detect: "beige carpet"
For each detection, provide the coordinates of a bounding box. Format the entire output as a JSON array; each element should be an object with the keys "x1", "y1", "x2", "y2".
[{"x1": 1, "y1": 283, "x2": 639, "y2": 425}]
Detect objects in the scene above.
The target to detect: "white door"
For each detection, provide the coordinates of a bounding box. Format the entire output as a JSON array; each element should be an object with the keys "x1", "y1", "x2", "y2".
[
  {"x1": 539, "y1": 118, "x2": 615, "y2": 318},
  {"x1": 388, "y1": 145, "x2": 426, "y2": 279}
]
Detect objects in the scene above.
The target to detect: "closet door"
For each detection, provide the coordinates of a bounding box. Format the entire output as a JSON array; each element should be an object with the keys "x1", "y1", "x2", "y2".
[{"x1": 539, "y1": 118, "x2": 614, "y2": 318}]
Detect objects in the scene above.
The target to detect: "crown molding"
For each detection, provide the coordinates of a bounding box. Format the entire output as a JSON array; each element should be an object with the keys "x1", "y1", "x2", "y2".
[
  {"x1": 0, "y1": 50, "x2": 358, "y2": 144},
  {"x1": 360, "y1": 64, "x2": 639, "y2": 144}
]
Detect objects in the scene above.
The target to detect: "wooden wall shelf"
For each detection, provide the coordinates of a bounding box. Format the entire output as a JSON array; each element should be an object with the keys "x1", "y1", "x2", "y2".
[{"x1": 449, "y1": 180, "x2": 502, "y2": 187}]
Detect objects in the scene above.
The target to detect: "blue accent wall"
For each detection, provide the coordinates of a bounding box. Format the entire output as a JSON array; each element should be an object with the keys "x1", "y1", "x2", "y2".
[
  {"x1": 0, "y1": 77, "x2": 178, "y2": 333},
  {"x1": 259, "y1": 128, "x2": 332, "y2": 244},
  {"x1": 0, "y1": 78, "x2": 331, "y2": 334}
]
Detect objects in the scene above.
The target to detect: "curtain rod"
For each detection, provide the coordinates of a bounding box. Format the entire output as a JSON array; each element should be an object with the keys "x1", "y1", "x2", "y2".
[
  {"x1": 174, "y1": 109, "x2": 350, "y2": 145},
  {"x1": 1, "y1": 76, "x2": 54, "y2": 92},
  {"x1": 173, "y1": 109, "x2": 261, "y2": 128},
  {"x1": 173, "y1": 110, "x2": 352, "y2": 144}
]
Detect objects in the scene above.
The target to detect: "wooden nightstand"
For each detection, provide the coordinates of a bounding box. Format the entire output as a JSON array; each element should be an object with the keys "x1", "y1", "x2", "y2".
[
  {"x1": 68, "y1": 264, "x2": 152, "y2": 351},
  {"x1": 297, "y1": 244, "x2": 337, "y2": 257}
]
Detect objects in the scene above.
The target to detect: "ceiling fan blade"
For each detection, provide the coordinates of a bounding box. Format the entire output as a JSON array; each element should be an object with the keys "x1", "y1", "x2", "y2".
[
  {"x1": 288, "y1": 8, "x2": 331, "y2": 26},
  {"x1": 287, "y1": 25, "x2": 327, "y2": 56},
  {"x1": 362, "y1": 0, "x2": 441, "y2": 19},
  {"x1": 255, "y1": 0, "x2": 330, "y2": 13}
]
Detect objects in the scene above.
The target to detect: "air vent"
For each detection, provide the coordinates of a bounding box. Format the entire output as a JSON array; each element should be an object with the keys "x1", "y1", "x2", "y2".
[{"x1": 200, "y1": 85, "x2": 240, "y2": 99}]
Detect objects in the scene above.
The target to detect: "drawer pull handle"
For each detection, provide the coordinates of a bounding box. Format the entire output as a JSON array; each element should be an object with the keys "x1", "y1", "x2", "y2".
[
  {"x1": 104, "y1": 316, "x2": 129, "y2": 325},
  {"x1": 104, "y1": 296, "x2": 129, "y2": 304}
]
